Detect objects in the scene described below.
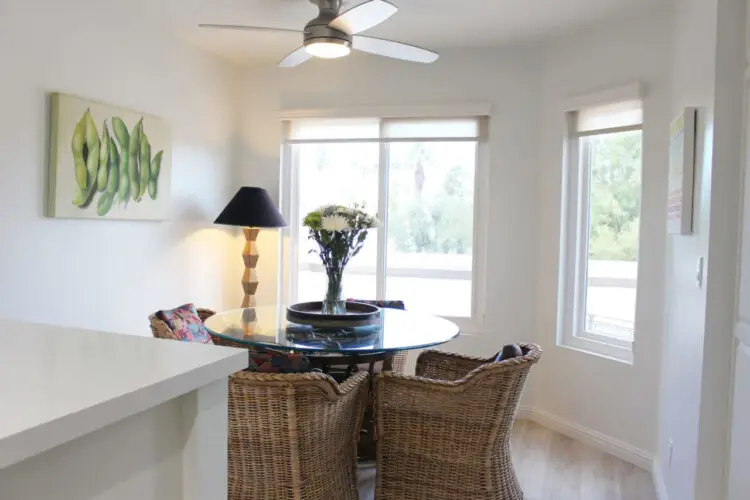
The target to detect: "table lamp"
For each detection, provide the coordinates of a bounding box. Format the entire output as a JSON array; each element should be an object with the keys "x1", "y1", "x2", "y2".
[{"x1": 215, "y1": 187, "x2": 287, "y2": 308}]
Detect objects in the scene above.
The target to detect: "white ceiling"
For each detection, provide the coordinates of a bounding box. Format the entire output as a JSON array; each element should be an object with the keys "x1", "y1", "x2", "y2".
[{"x1": 172, "y1": 0, "x2": 671, "y2": 65}]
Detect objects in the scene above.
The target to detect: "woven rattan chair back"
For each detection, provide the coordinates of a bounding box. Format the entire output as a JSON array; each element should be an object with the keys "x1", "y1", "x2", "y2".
[
  {"x1": 228, "y1": 370, "x2": 369, "y2": 500},
  {"x1": 374, "y1": 344, "x2": 542, "y2": 500}
]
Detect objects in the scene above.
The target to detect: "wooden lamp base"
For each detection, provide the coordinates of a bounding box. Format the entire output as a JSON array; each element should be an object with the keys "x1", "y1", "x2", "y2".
[{"x1": 241, "y1": 227, "x2": 260, "y2": 308}]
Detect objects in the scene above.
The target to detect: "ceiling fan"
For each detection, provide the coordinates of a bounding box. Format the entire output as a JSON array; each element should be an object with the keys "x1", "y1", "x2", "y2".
[{"x1": 199, "y1": 0, "x2": 439, "y2": 68}]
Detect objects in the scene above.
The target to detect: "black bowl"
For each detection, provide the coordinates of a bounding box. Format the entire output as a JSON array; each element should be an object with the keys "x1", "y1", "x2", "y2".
[{"x1": 287, "y1": 301, "x2": 381, "y2": 327}]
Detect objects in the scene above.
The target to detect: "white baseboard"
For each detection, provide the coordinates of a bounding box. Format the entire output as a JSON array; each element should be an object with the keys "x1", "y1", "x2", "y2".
[
  {"x1": 516, "y1": 405, "x2": 653, "y2": 471},
  {"x1": 652, "y1": 456, "x2": 669, "y2": 500}
]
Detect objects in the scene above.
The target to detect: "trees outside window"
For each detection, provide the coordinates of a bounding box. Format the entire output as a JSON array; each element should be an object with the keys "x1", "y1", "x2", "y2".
[{"x1": 587, "y1": 131, "x2": 642, "y2": 263}]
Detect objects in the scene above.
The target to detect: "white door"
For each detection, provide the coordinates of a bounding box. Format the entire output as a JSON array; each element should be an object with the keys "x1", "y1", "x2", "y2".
[
  {"x1": 727, "y1": 19, "x2": 750, "y2": 499},
  {"x1": 728, "y1": 347, "x2": 750, "y2": 499}
]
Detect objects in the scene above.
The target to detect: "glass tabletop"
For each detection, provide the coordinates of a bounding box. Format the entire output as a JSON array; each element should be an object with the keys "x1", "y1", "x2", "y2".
[{"x1": 204, "y1": 306, "x2": 460, "y2": 354}]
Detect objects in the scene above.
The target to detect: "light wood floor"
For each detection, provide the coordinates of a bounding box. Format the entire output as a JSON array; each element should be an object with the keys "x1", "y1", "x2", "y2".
[{"x1": 357, "y1": 419, "x2": 656, "y2": 500}]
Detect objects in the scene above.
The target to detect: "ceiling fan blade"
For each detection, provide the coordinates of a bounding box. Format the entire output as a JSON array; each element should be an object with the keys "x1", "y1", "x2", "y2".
[
  {"x1": 198, "y1": 24, "x2": 302, "y2": 34},
  {"x1": 328, "y1": 0, "x2": 398, "y2": 35},
  {"x1": 352, "y1": 36, "x2": 439, "y2": 63},
  {"x1": 279, "y1": 47, "x2": 313, "y2": 68}
]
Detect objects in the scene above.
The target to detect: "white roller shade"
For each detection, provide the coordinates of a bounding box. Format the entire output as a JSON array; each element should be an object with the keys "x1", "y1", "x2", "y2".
[
  {"x1": 285, "y1": 116, "x2": 487, "y2": 143},
  {"x1": 383, "y1": 117, "x2": 482, "y2": 139},
  {"x1": 288, "y1": 118, "x2": 380, "y2": 140},
  {"x1": 576, "y1": 100, "x2": 643, "y2": 134}
]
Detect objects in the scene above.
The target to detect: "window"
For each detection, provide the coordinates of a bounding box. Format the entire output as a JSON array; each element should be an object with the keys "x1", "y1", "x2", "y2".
[
  {"x1": 560, "y1": 97, "x2": 643, "y2": 362},
  {"x1": 281, "y1": 115, "x2": 487, "y2": 328}
]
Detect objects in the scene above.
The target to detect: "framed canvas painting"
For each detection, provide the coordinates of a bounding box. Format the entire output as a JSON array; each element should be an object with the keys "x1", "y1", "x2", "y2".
[
  {"x1": 667, "y1": 107, "x2": 697, "y2": 235},
  {"x1": 47, "y1": 93, "x2": 171, "y2": 220}
]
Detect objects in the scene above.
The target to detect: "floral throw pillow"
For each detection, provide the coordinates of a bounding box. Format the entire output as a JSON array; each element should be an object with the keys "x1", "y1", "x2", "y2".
[{"x1": 157, "y1": 304, "x2": 214, "y2": 344}]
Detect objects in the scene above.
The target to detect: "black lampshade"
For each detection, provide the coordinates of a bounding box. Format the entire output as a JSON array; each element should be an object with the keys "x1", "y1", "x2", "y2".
[{"x1": 214, "y1": 187, "x2": 287, "y2": 228}]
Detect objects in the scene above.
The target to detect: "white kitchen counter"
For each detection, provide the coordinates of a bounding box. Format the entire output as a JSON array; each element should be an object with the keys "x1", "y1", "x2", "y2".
[{"x1": 0, "y1": 318, "x2": 247, "y2": 500}]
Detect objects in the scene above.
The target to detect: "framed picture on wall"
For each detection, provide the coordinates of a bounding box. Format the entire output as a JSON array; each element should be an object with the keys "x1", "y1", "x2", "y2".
[
  {"x1": 667, "y1": 107, "x2": 697, "y2": 235},
  {"x1": 47, "y1": 93, "x2": 172, "y2": 221}
]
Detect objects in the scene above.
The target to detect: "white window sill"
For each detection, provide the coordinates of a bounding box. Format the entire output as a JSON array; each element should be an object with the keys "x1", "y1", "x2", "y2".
[{"x1": 559, "y1": 334, "x2": 634, "y2": 365}]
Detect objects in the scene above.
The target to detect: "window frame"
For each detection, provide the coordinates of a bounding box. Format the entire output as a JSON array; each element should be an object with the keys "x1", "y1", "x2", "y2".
[
  {"x1": 278, "y1": 110, "x2": 490, "y2": 333},
  {"x1": 559, "y1": 89, "x2": 644, "y2": 364}
]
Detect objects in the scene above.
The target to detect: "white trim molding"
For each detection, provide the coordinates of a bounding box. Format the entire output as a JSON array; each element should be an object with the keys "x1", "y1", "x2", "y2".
[
  {"x1": 563, "y1": 82, "x2": 645, "y2": 112},
  {"x1": 557, "y1": 95, "x2": 643, "y2": 364},
  {"x1": 516, "y1": 406, "x2": 653, "y2": 471},
  {"x1": 279, "y1": 113, "x2": 490, "y2": 333},
  {"x1": 652, "y1": 455, "x2": 669, "y2": 500},
  {"x1": 277, "y1": 103, "x2": 492, "y2": 120},
  {"x1": 734, "y1": 318, "x2": 750, "y2": 345}
]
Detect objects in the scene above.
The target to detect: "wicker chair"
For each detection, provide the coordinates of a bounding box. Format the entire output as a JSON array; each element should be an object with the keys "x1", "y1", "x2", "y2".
[
  {"x1": 374, "y1": 344, "x2": 542, "y2": 500},
  {"x1": 228, "y1": 370, "x2": 369, "y2": 500}
]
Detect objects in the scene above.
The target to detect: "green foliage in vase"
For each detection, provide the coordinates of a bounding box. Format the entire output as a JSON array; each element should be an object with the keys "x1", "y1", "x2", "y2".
[{"x1": 303, "y1": 204, "x2": 379, "y2": 301}]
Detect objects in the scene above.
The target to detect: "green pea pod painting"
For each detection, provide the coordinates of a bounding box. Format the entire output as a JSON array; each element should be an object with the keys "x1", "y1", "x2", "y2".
[
  {"x1": 149, "y1": 150, "x2": 163, "y2": 200},
  {"x1": 138, "y1": 133, "x2": 151, "y2": 201},
  {"x1": 128, "y1": 119, "x2": 143, "y2": 202},
  {"x1": 71, "y1": 114, "x2": 87, "y2": 190},
  {"x1": 111, "y1": 116, "x2": 130, "y2": 205},
  {"x1": 47, "y1": 93, "x2": 170, "y2": 221},
  {"x1": 96, "y1": 121, "x2": 110, "y2": 192}
]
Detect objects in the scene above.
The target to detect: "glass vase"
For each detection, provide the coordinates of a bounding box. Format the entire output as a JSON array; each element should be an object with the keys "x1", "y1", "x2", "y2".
[{"x1": 322, "y1": 273, "x2": 346, "y2": 315}]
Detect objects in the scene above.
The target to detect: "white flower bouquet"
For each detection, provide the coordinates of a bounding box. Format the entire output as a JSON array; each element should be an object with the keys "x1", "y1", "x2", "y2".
[{"x1": 302, "y1": 204, "x2": 379, "y2": 313}]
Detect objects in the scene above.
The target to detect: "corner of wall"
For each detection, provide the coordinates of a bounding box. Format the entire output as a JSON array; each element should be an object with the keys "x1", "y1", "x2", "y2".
[{"x1": 653, "y1": 454, "x2": 670, "y2": 500}]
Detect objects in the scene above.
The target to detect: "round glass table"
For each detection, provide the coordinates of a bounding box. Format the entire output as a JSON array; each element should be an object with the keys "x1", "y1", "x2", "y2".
[{"x1": 204, "y1": 306, "x2": 460, "y2": 356}]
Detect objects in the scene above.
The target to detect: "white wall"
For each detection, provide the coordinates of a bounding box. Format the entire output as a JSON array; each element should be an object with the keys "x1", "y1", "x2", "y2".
[
  {"x1": 657, "y1": 0, "x2": 746, "y2": 498},
  {"x1": 656, "y1": 2, "x2": 716, "y2": 497},
  {"x1": 0, "y1": 0, "x2": 239, "y2": 335},
  {"x1": 239, "y1": 46, "x2": 542, "y2": 360},
  {"x1": 694, "y1": 3, "x2": 745, "y2": 499},
  {"x1": 533, "y1": 12, "x2": 672, "y2": 456}
]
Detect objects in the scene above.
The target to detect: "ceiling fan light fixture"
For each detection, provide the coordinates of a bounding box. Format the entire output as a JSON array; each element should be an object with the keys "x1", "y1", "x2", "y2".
[{"x1": 304, "y1": 38, "x2": 351, "y2": 59}]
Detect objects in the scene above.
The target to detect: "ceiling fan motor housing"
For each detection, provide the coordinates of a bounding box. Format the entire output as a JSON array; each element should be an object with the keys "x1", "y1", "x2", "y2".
[
  {"x1": 309, "y1": 0, "x2": 342, "y2": 11},
  {"x1": 304, "y1": 0, "x2": 352, "y2": 50}
]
